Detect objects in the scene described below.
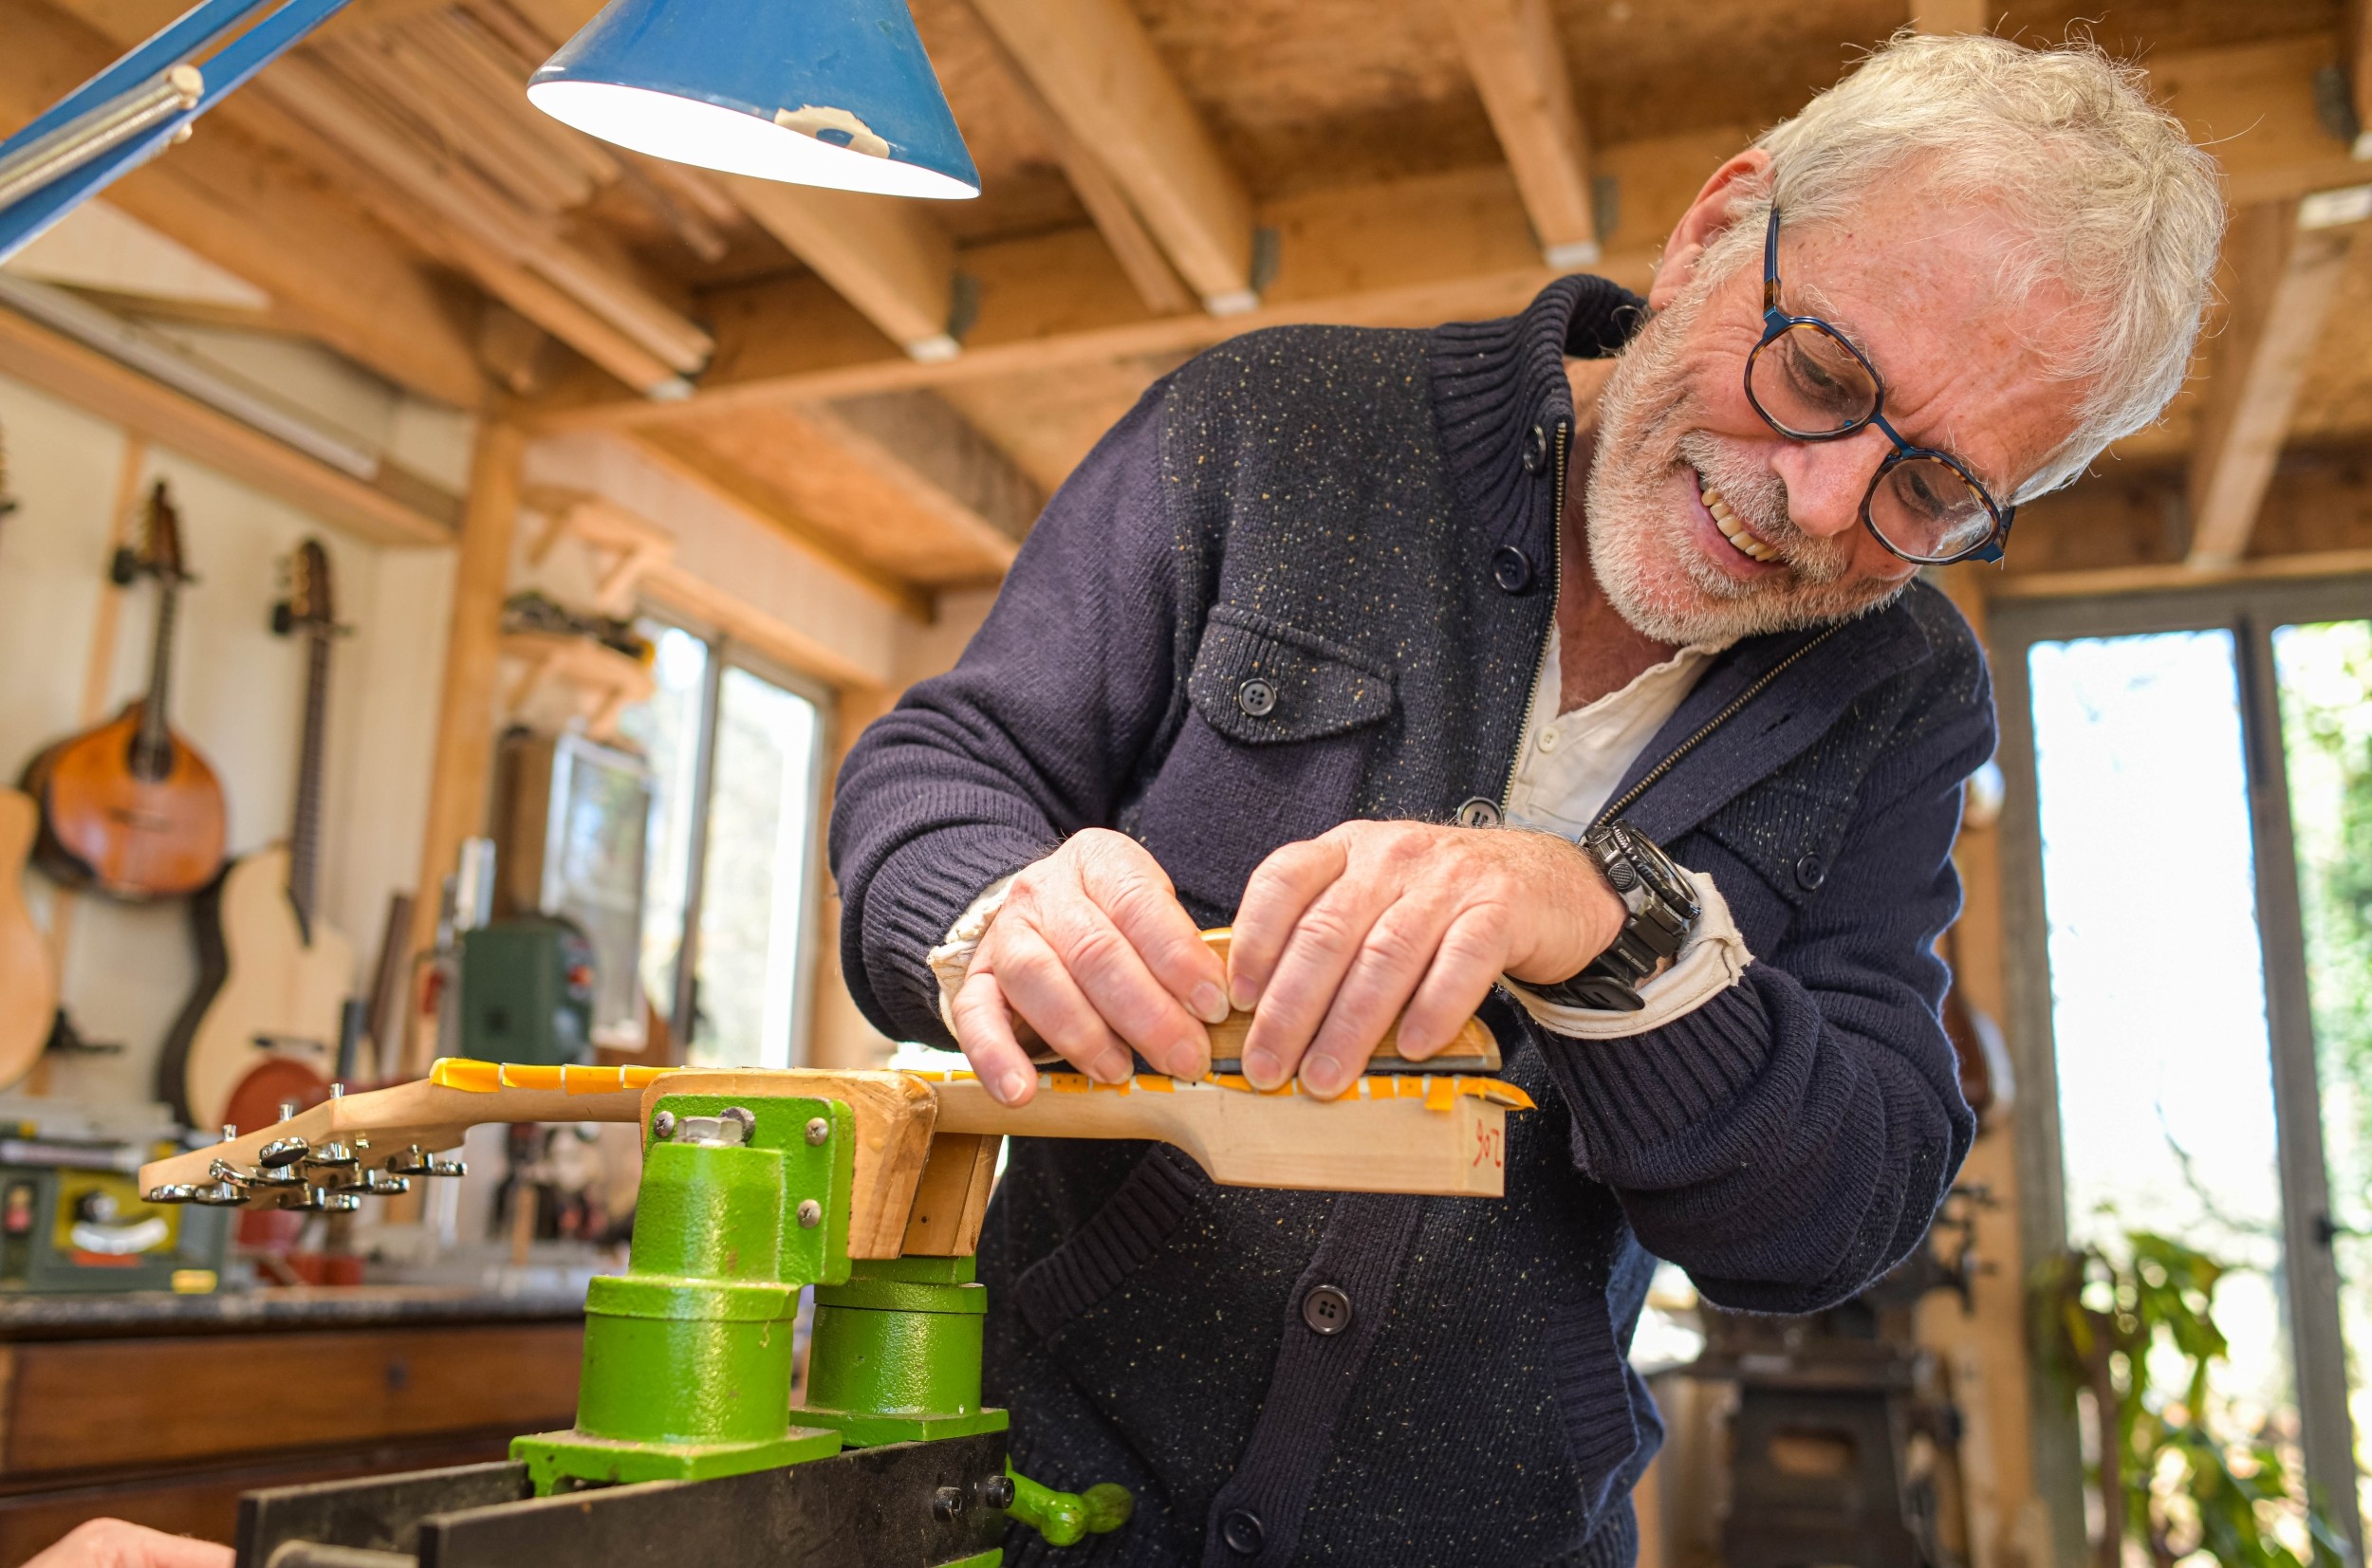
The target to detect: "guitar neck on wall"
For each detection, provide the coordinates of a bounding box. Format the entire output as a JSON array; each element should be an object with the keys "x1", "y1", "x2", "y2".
[
  {"x1": 161, "y1": 539, "x2": 354, "y2": 1134},
  {"x1": 21, "y1": 482, "x2": 228, "y2": 901}
]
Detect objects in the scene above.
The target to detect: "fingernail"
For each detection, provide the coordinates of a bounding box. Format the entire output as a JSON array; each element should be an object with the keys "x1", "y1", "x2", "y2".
[
  {"x1": 996, "y1": 1069, "x2": 1031, "y2": 1104},
  {"x1": 1089, "y1": 1050, "x2": 1133, "y2": 1084},
  {"x1": 1229, "y1": 975, "x2": 1261, "y2": 1012},
  {"x1": 1191, "y1": 982, "x2": 1232, "y2": 1024},
  {"x1": 1241, "y1": 1048, "x2": 1280, "y2": 1089},
  {"x1": 1164, "y1": 1040, "x2": 1208, "y2": 1079},
  {"x1": 1301, "y1": 1057, "x2": 1344, "y2": 1098}
]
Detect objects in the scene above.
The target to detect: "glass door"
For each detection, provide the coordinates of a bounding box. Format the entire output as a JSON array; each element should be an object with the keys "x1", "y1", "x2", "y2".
[
  {"x1": 1996, "y1": 582, "x2": 2372, "y2": 1566},
  {"x1": 2271, "y1": 619, "x2": 2372, "y2": 1536}
]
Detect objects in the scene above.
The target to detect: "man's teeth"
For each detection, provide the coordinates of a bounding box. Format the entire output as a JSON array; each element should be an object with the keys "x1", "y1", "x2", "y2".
[{"x1": 1698, "y1": 475, "x2": 1779, "y2": 563}]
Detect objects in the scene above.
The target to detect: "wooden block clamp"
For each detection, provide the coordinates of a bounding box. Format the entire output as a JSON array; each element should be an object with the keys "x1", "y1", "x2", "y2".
[{"x1": 139, "y1": 1058, "x2": 1533, "y2": 1258}]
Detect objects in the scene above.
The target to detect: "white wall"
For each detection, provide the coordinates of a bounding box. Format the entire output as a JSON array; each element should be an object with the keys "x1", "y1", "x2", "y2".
[{"x1": 0, "y1": 374, "x2": 449, "y2": 1107}]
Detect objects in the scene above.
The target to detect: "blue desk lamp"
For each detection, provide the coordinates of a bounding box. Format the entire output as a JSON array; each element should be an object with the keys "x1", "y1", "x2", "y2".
[{"x1": 527, "y1": 0, "x2": 979, "y2": 199}]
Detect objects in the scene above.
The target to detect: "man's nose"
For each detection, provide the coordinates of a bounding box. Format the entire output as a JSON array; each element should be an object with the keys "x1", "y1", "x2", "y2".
[{"x1": 1770, "y1": 430, "x2": 1887, "y2": 538}]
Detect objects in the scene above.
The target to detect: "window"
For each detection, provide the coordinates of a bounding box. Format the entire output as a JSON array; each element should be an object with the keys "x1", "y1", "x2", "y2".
[
  {"x1": 1995, "y1": 582, "x2": 2372, "y2": 1565},
  {"x1": 614, "y1": 618, "x2": 830, "y2": 1070}
]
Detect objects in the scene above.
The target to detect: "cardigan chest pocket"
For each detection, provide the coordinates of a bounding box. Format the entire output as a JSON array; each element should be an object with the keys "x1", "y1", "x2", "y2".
[{"x1": 1129, "y1": 609, "x2": 1396, "y2": 916}]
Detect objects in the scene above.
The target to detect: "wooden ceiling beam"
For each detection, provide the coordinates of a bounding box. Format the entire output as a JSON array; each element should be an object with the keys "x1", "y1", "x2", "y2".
[
  {"x1": 802, "y1": 392, "x2": 1042, "y2": 563},
  {"x1": 965, "y1": 14, "x2": 1195, "y2": 317},
  {"x1": 262, "y1": 53, "x2": 711, "y2": 396},
  {"x1": 1, "y1": 0, "x2": 486, "y2": 408},
  {"x1": 0, "y1": 303, "x2": 458, "y2": 545},
  {"x1": 967, "y1": 0, "x2": 1258, "y2": 313},
  {"x1": 719, "y1": 178, "x2": 963, "y2": 362},
  {"x1": 528, "y1": 127, "x2": 1745, "y2": 430},
  {"x1": 1444, "y1": 0, "x2": 1599, "y2": 267},
  {"x1": 624, "y1": 429, "x2": 935, "y2": 622},
  {"x1": 2184, "y1": 198, "x2": 2360, "y2": 568}
]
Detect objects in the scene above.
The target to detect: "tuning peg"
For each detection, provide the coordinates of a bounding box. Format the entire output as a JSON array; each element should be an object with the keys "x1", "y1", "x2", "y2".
[
  {"x1": 257, "y1": 1136, "x2": 309, "y2": 1169},
  {"x1": 358, "y1": 1170, "x2": 412, "y2": 1197},
  {"x1": 386, "y1": 1146, "x2": 465, "y2": 1177},
  {"x1": 301, "y1": 1142, "x2": 359, "y2": 1177},
  {"x1": 286, "y1": 1187, "x2": 361, "y2": 1214},
  {"x1": 188, "y1": 1182, "x2": 247, "y2": 1207},
  {"x1": 143, "y1": 1184, "x2": 200, "y2": 1205}
]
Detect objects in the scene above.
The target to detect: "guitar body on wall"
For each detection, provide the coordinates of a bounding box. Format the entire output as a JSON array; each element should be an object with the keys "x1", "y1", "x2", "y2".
[
  {"x1": 22, "y1": 482, "x2": 227, "y2": 901},
  {"x1": 160, "y1": 539, "x2": 346, "y2": 1134},
  {"x1": 0, "y1": 789, "x2": 59, "y2": 1091}
]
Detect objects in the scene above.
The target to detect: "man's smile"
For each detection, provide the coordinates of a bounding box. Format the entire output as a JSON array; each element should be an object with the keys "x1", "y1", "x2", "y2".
[{"x1": 1687, "y1": 463, "x2": 1782, "y2": 568}]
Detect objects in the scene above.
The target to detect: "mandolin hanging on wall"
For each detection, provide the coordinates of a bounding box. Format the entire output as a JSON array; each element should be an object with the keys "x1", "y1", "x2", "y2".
[
  {"x1": 160, "y1": 538, "x2": 349, "y2": 1134},
  {"x1": 21, "y1": 481, "x2": 227, "y2": 901}
]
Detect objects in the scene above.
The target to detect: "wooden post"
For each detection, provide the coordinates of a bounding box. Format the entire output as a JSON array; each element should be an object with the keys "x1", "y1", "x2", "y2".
[{"x1": 404, "y1": 420, "x2": 525, "y2": 1074}]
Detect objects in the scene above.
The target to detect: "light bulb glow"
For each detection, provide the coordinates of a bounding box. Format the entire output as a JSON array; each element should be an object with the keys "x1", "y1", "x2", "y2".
[{"x1": 527, "y1": 81, "x2": 977, "y2": 199}]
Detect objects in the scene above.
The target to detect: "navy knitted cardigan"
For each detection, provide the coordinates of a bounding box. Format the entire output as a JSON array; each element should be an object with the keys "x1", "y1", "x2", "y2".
[{"x1": 830, "y1": 276, "x2": 1989, "y2": 1567}]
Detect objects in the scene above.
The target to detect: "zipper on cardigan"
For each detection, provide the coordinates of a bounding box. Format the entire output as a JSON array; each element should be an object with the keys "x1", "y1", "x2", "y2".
[{"x1": 1498, "y1": 416, "x2": 1571, "y2": 814}]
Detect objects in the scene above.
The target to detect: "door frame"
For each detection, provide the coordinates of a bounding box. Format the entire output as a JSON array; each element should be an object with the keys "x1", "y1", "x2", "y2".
[{"x1": 1990, "y1": 574, "x2": 2372, "y2": 1564}]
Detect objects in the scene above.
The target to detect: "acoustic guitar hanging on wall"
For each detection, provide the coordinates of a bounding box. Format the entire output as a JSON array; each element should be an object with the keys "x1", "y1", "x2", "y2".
[
  {"x1": 21, "y1": 481, "x2": 227, "y2": 901},
  {"x1": 161, "y1": 538, "x2": 349, "y2": 1134}
]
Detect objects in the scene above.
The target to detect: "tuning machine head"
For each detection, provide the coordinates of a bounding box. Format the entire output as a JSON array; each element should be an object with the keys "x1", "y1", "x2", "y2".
[{"x1": 386, "y1": 1146, "x2": 465, "y2": 1178}]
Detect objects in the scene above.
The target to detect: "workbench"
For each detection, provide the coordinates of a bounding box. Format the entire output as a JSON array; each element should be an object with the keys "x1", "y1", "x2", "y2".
[{"x1": 0, "y1": 1286, "x2": 584, "y2": 1563}]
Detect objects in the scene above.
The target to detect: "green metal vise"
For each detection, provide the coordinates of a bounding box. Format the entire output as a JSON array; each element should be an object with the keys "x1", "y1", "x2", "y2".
[{"x1": 510, "y1": 1090, "x2": 1130, "y2": 1557}]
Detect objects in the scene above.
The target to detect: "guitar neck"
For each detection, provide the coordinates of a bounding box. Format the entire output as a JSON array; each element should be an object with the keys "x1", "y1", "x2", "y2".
[
  {"x1": 287, "y1": 631, "x2": 332, "y2": 933},
  {"x1": 133, "y1": 579, "x2": 179, "y2": 775}
]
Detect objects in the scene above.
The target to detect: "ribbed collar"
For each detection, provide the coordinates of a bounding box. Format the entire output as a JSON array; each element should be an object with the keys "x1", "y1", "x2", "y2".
[{"x1": 1426, "y1": 273, "x2": 1647, "y2": 553}]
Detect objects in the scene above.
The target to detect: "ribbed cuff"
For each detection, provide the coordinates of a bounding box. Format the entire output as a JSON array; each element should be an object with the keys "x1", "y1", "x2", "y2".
[
  {"x1": 857, "y1": 826, "x2": 1053, "y2": 1045},
  {"x1": 1546, "y1": 980, "x2": 1776, "y2": 1179}
]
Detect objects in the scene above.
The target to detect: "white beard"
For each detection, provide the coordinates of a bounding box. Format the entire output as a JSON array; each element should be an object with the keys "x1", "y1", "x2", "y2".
[{"x1": 1583, "y1": 283, "x2": 1914, "y2": 647}]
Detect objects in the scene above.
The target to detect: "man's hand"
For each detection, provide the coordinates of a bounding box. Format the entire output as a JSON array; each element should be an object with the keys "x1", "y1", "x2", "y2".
[
  {"x1": 953, "y1": 829, "x2": 1230, "y2": 1105},
  {"x1": 28, "y1": 1521, "x2": 231, "y2": 1568},
  {"x1": 1227, "y1": 822, "x2": 1624, "y2": 1096}
]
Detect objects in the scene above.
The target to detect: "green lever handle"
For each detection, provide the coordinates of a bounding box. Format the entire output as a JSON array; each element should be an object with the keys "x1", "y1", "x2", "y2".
[{"x1": 1006, "y1": 1464, "x2": 1134, "y2": 1546}]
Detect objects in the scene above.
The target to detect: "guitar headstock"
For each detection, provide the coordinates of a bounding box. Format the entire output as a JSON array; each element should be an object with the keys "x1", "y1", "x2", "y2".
[
  {"x1": 110, "y1": 482, "x2": 189, "y2": 586},
  {"x1": 272, "y1": 537, "x2": 337, "y2": 638}
]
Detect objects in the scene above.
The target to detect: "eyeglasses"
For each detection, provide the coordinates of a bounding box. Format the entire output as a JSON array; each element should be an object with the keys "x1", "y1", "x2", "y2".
[{"x1": 1743, "y1": 206, "x2": 2013, "y2": 565}]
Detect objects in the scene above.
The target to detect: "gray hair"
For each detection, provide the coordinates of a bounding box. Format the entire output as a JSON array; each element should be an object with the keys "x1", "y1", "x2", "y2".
[{"x1": 1696, "y1": 30, "x2": 2225, "y2": 501}]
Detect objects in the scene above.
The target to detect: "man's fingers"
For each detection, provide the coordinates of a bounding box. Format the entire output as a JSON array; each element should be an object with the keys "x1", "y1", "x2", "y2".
[
  {"x1": 1237, "y1": 882, "x2": 1382, "y2": 1090},
  {"x1": 1080, "y1": 845, "x2": 1230, "y2": 1026},
  {"x1": 991, "y1": 924, "x2": 1134, "y2": 1084},
  {"x1": 951, "y1": 969, "x2": 1039, "y2": 1106},
  {"x1": 1038, "y1": 899, "x2": 1212, "y2": 1079},
  {"x1": 1396, "y1": 903, "x2": 1512, "y2": 1061},
  {"x1": 1229, "y1": 837, "x2": 1350, "y2": 1013},
  {"x1": 1297, "y1": 898, "x2": 1450, "y2": 1097}
]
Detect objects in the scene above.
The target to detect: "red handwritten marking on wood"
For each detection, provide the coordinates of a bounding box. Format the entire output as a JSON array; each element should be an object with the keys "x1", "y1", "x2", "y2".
[{"x1": 1473, "y1": 1122, "x2": 1503, "y2": 1170}]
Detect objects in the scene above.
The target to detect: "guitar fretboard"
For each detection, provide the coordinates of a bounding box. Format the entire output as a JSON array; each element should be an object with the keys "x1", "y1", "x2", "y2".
[{"x1": 287, "y1": 629, "x2": 331, "y2": 940}]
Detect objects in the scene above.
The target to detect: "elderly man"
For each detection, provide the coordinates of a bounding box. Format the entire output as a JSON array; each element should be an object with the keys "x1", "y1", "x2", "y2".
[{"x1": 832, "y1": 32, "x2": 2219, "y2": 1567}]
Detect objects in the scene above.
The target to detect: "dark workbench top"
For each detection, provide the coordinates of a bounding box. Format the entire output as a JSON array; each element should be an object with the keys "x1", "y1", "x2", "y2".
[{"x1": 0, "y1": 1284, "x2": 587, "y2": 1340}]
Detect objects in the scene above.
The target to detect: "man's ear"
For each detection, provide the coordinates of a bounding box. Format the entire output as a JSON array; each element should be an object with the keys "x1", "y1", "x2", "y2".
[{"x1": 1647, "y1": 148, "x2": 1774, "y2": 310}]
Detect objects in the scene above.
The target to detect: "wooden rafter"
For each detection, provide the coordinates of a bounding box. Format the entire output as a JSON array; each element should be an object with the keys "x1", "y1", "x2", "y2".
[
  {"x1": 625, "y1": 429, "x2": 936, "y2": 622},
  {"x1": 967, "y1": 0, "x2": 1258, "y2": 313},
  {"x1": 526, "y1": 32, "x2": 2367, "y2": 440},
  {"x1": 2185, "y1": 198, "x2": 2360, "y2": 568},
  {"x1": 0, "y1": 0, "x2": 485, "y2": 408},
  {"x1": 720, "y1": 178, "x2": 962, "y2": 361},
  {"x1": 1444, "y1": 0, "x2": 1599, "y2": 267},
  {"x1": 803, "y1": 391, "x2": 1042, "y2": 559}
]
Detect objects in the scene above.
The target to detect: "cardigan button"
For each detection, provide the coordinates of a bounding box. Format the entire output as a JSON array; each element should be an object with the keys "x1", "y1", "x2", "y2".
[
  {"x1": 1302, "y1": 1282, "x2": 1353, "y2": 1336},
  {"x1": 1455, "y1": 797, "x2": 1502, "y2": 829},
  {"x1": 1795, "y1": 853, "x2": 1827, "y2": 891},
  {"x1": 1222, "y1": 1509, "x2": 1266, "y2": 1555},
  {"x1": 1235, "y1": 677, "x2": 1277, "y2": 717},
  {"x1": 1492, "y1": 545, "x2": 1535, "y2": 593},
  {"x1": 1521, "y1": 422, "x2": 1549, "y2": 474}
]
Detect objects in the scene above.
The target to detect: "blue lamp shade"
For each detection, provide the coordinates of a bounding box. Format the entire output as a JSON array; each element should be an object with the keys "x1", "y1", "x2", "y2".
[{"x1": 528, "y1": 0, "x2": 979, "y2": 199}]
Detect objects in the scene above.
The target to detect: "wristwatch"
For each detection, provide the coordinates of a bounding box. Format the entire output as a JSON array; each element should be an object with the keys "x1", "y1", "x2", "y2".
[{"x1": 1523, "y1": 821, "x2": 1701, "y2": 1012}]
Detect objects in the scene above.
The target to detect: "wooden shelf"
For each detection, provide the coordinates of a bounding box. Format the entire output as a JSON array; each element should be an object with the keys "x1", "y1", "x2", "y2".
[{"x1": 499, "y1": 630, "x2": 654, "y2": 742}]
